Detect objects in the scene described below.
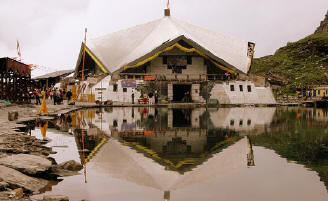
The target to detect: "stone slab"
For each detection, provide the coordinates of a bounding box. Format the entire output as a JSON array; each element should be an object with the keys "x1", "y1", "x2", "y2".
[
  {"x1": 0, "y1": 154, "x2": 52, "y2": 175},
  {"x1": 0, "y1": 165, "x2": 48, "y2": 192}
]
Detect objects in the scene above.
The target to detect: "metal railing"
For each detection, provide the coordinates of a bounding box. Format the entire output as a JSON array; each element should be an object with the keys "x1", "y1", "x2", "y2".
[{"x1": 119, "y1": 73, "x2": 234, "y2": 81}]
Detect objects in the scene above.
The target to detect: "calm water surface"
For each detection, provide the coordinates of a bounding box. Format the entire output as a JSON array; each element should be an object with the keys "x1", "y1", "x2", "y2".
[{"x1": 31, "y1": 107, "x2": 328, "y2": 201}]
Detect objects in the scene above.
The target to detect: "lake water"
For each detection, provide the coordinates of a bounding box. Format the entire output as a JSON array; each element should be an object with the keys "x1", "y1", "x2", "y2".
[{"x1": 31, "y1": 107, "x2": 328, "y2": 201}]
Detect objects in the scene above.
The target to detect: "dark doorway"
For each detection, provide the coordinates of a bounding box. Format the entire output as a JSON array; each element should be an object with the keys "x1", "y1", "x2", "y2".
[
  {"x1": 173, "y1": 109, "x2": 192, "y2": 127},
  {"x1": 173, "y1": 84, "x2": 191, "y2": 102}
]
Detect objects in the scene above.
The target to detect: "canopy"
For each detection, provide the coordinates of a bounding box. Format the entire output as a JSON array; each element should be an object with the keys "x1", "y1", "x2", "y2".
[{"x1": 80, "y1": 16, "x2": 253, "y2": 74}]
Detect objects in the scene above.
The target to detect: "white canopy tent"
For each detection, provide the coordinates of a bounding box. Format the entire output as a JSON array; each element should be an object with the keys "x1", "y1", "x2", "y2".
[{"x1": 77, "y1": 16, "x2": 253, "y2": 75}]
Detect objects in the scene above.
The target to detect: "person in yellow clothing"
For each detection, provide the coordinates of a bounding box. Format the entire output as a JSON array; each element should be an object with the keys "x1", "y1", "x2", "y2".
[{"x1": 39, "y1": 91, "x2": 48, "y2": 115}]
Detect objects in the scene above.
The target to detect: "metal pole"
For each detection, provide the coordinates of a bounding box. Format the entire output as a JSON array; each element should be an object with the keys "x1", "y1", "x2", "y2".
[{"x1": 80, "y1": 28, "x2": 87, "y2": 101}]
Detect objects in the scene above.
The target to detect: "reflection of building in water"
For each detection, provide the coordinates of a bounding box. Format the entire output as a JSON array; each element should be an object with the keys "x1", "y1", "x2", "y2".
[
  {"x1": 66, "y1": 107, "x2": 272, "y2": 165},
  {"x1": 209, "y1": 107, "x2": 276, "y2": 135},
  {"x1": 76, "y1": 107, "x2": 275, "y2": 135},
  {"x1": 67, "y1": 110, "x2": 109, "y2": 164},
  {"x1": 298, "y1": 108, "x2": 328, "y2": 122},
  {"x1": 67, "y1": 107, "x2": 256, "y2": 201},
  {"x1": 87, "y1": 137, "x2": 252, "y2": 194}
]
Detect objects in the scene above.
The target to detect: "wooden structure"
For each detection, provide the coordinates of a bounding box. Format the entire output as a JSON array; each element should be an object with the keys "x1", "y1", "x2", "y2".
[{"x1": 0, "y1": 57, "x2": 31, "y2": 102}]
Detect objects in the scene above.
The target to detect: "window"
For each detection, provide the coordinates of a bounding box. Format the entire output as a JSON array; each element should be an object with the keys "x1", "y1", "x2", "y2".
[
  {"x1": 239, "y1": 85, "x2": 243, "y2": 92},
  {"x1": 163, "y1": 56, "x2": 167, "y2": 64},
  {"x1": 123, "y1": 119, "x2": 127, "y2": 123},
  {"x1": 187, "y1": 56, "x2": 192, "y2": 64},
  {"x1": 230, "y1": 85, "x2": 235, "y2": 91},
  {"x1": 239, "y1": 120, "x2": 243, "y2": 126},
  {"x1": 247, "y1": 85, "x2": 252, "y2": 92},
  {"x1": 123, "y1": 88, "x2": 127, "y2": 92},
  {"x1": 318, "y1": 90, "x2": 321, "y2": 95},
  {"x1": 230, "y1": 120, "x2": 234, "y2": 126},
  {"x1": 113, "y1": 84, "x2": 118, "y2": 92},
  {"x1": 247, "y1": 119, "x2": 251, "y2": 126},
  {"x1": 113, "y1": 120, "x2": 118, "y2": 127}
]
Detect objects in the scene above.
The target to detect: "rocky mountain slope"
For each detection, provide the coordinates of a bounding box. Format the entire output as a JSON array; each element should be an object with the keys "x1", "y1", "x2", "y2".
[{"x1": 250, "y1": 28, "x2": 328, "y2": 95}]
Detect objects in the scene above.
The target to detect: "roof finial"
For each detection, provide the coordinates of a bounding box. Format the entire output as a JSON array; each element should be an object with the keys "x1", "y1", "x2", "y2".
[{"x1": 164, "y1": 0, "x2": 171, "y2": 16}]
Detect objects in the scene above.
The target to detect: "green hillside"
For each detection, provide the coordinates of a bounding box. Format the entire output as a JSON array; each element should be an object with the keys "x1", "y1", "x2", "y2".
[{"x1": 250, "y1": 33, "x2": 328, "y2": 95}]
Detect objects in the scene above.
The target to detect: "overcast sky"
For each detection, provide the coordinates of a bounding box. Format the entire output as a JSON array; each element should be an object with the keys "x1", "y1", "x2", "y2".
[{"x1": 0, "y1": 0, "x2": 327, "y2": 77}]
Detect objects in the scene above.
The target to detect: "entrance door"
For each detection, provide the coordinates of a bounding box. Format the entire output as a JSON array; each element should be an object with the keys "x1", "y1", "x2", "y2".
[{"x1": 173, "y1": 84, "x2": 191, "y2": 102}]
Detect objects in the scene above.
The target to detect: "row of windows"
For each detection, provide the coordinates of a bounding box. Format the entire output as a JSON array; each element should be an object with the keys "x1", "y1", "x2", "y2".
[
  {"x1": 112, "y1": 84, "x2": 127, "y2": 92},
  {"x1": 313, "y1": 89, "x2": 328, "y2": 96},
  {"x1": 230, "y1": 85, "x2": 252, "y2": 92},
  {"x1": 162, "y1": 56, "x2": 192, "y2": 65},
  {"x1": 112, "y1": 83, "x2": 252, "y2": 93},
  {"x1": 230, "y1": 119, "x2": 252, "y2": 126}
]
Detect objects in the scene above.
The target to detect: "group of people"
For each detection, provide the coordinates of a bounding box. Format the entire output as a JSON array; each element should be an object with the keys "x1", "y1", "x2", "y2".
[
  {"x1": 32, "y1": 87, "x2": 72, "y2": 105},
  {"x1": 136, "y1": 90, "x2": 159, "y2": 104}
]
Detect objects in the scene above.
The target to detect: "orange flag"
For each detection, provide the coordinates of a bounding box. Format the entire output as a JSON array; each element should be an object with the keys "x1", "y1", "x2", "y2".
[{"x1": 17, "y1": 40, "x2": 21, "y2": 58}]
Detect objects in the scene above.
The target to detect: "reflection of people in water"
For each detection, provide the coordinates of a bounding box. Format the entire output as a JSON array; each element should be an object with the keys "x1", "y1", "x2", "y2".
[
  {"x1": 183, "y1": 91, "x2": 191, "y2": 102},
  {"x1": 39, "y1": 120, "x2": 48, "y2": 140}
]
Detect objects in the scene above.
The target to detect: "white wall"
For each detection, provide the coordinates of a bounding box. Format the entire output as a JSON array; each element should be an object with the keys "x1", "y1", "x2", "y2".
[
  {"x1": 91, "y1": 75, "x2": 143, "y2": 103},
  {"x1": 210, "y1": 80, "x2": 276, "y2": 104}
]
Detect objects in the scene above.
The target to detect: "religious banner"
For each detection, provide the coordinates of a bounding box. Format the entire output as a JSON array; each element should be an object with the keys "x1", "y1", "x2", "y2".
[
  {"x1": 167, "y1": 55, "x2": 187, "y2": 66},
  {"x1": 121, "y1": 79, "x2": 137, "y2": 88}
]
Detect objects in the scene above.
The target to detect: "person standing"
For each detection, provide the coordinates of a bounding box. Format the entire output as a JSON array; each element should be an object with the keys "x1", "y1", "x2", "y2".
[
  {"x1": 148, "y1": 91, "x2": 153, "y2": 104},
  {"x1": 155, "y1": 90, "x2": 159, "y2": 104},
  {"x1": 131, "y1": 89, "x2": 135, "y2": 104},
  {"x1": 53, "y1": 88, "x2": 57, "y2": 105},
  {"x1": 66, "y1": 89, "x2": 72, "y2": 102},
  {"x1": 34, "y1": 89, "x2": 41, "y2": 105}
]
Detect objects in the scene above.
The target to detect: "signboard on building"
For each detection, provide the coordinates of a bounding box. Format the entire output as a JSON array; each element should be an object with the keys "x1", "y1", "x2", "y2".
[
  {"x1": 121, "y1": 79, "x2": 137, "y2": 88},
  {"x1": 144, "y1": 75, "x2": 155, "y2": 81}
]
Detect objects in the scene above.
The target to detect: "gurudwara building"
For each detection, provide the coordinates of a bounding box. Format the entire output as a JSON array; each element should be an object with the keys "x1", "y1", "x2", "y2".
[{"x1": 75, "y1": 9, "x2": 276, "y2": 105}]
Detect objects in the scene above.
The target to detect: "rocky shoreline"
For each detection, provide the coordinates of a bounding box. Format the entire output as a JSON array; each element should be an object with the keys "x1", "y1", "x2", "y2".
[{"x1": 0, "y1": 103, "x2": 81, "y2": 201}]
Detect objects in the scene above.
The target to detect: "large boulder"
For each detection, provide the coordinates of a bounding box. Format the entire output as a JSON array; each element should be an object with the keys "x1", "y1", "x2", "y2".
[
  {"x1": 0, "y1": 165, "x2": 48, "y2": 192},
  {"x1": 50, "y1": 160, "x2": 83, "y2": 177},
  {"x1": 0, "y1": 154, "x2": 52, "y2": 175},
  {"x1": 57, "y1": 160, "x2": 83, "y2": 171}
]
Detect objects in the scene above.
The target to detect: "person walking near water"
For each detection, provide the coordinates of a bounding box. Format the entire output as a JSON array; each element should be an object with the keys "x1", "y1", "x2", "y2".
[{"x1": 38, "y1": 90, "x2": 48, "y2": 115}]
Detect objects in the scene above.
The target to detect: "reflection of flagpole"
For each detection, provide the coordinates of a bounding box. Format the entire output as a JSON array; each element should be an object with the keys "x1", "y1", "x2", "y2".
[{"x1": 78, "y1": 112, "x2": 87, "y2": 183}]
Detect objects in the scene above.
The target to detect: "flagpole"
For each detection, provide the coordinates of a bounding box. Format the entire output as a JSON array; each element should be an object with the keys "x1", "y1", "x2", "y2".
[{"x1": 80, "y1": 28, "x2": 87, "y2": 101}]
